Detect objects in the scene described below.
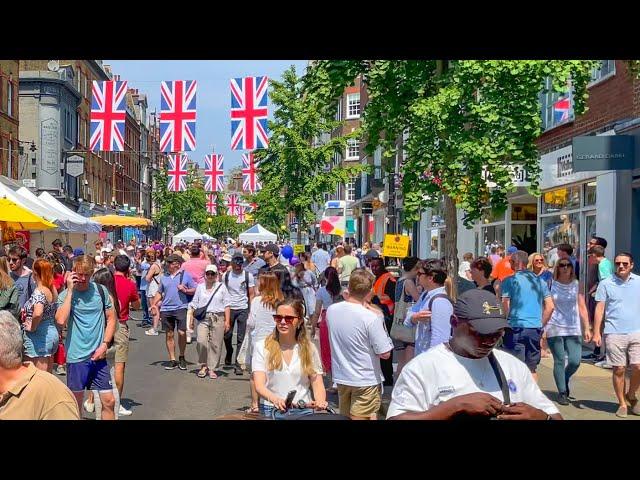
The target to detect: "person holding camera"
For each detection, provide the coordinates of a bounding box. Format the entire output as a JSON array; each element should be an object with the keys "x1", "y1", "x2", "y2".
[
  {"x1": 387, "y1": 289, "x2": 561, "y2": 420},
  {"x1": 55, "y1": 255, "x2": 117, "y2": 420},
  {"x1": 252, "y1": 298, "x2": 327, "y2": 417}
]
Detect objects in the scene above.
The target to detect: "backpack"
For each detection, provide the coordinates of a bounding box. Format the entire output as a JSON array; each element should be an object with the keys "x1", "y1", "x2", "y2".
[{"x1": 224, "y1": 270, "x2": 251, "y2": 312}]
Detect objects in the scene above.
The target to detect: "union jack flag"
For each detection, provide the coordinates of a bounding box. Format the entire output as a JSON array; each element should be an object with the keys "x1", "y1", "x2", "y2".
[
  {"x1": 242, "y1": 153, "x2": 261, "y2": 193},
  {"x1": 246, "y1": 202, "x2": 258, "y2": 213},
  {"x1": 230, "y1": 76, "x2": 269, "y2": 150},
  {"x1": 553, "y1": 96, "x2": 571, "y2": 124},
  {"x1": 160, "y1": 80, "x2": 197, "y2": 152},
  {"x1": 236, "y1": 206, "x2": 246, "y2": 224},
  {"x1": 226, "y1": 194, "x2": 240, "y2": 216},
  {"x1": 206, "y1": 193, "x2": 217, "y2": 215},
  {"x1": 90, "y1": 80, "x2": 127, "y2": 152},
  {"x1": 167, "y1": 154, "x2": 188, "y2": 192},
  {"x1": 204, "y1": 154, "x2": 225, "y2": 192}
]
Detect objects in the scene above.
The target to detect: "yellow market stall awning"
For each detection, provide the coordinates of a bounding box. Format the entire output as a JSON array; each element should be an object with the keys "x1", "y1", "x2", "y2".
[
  {"x1": 91, "y1": 215, "x2": 153, "y2": 227},
  {"x1": 0, "y1": 198, "x2": 57, "y2": 230}
]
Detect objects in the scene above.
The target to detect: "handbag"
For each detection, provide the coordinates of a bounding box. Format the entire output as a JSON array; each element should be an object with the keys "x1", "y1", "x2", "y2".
[
  {"x1": 390, "y1": 279, "x2": 416, "y2": 344},
  {"x1": 194, "y1": 284, "x2": 222, "y2": 321}
]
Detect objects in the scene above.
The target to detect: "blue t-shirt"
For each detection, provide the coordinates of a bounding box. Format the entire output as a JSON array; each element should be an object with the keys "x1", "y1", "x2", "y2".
[
  {"x1": 58, "y1": 282, "x2": 113, "y2": 363},
  {"x1": 139, "y1": 261, "x2": 151, "y2": 291},
  {"x1": 159, "y1": 270, "x2": 197, "y2": 312},
  {"x1": 501, "y1": 270, "x2": 551, "y2": 328},
  {"x1": 10, "y1": 271, "x2": 36, "y2": 310},
  {"x1": 595, "y1": 273, "x2": 640, "y2": 334}
]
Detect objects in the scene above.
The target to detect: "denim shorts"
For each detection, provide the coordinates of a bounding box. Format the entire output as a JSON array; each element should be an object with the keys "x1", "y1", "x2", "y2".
[
  {"x1": 259, "y1": 403, "x2": 315, "y2": 420},
  {"x1": 67, "y1": 359, "x2": 113, "y2": 392},
  {"x1": 23, "y1": 319, "x2": 59, "y2": 358},
  {"x1": 502, "y1": 327, "x2": 542, "y2": 372}
]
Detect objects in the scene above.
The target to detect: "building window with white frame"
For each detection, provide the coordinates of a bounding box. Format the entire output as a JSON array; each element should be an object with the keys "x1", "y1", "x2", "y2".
[
  {"x1": 346, "y1": 138, "x2": 359, "y2": 160},
  {"x1": 590, "y1": 60, "x2": 616, "y2": 84},
  {"x1": 346, "y1": 178, "x2": 356, "y2": 202},
  {"x1": 346, "y1": 93, "x2": 360, "y2": 119},
  {"x1": 335, "y1": 98, "x2": 342, "y2": 121},
  {"x1": 540, "y1": 77, "x2": 573, "y2": 131}
]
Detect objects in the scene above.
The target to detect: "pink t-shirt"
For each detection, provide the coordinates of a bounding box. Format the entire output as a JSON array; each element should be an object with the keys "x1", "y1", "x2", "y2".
[{"x1": 182, "y1": 258, "x2": 210, "y2": 284}]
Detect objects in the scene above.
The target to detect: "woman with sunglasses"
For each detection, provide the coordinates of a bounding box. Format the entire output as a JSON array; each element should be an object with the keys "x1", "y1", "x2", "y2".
[
  {"x1": 528, "y1": 253, "x2": 553, "y2": 289},
  {"x1": 545, "y1": 259, "x2": 590, "y2": 405},
  {"x1": 245, "y1": 272, "x2": 284, "y2": 413},
  {"x1": 252, "y1": 298, "x2": 327, "y2": 417},
  {"x1": 188, "y1": 265, "x2": 231, "y2": 379},
  {"x1": 144, "y1": 251, "x2": 164, "y2": 336}
]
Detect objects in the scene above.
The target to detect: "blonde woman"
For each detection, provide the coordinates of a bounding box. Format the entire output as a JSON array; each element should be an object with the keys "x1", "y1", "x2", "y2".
[
  {"x1": 252, "y1": 298, "x2": 327, "y2": 417},
  {"x1": 244, "y1": 272, "x2": 284, "y2": 413},
  {"x1": 0, "y1": 256, "x2": 19, "y2": 318},
  {"x1": 528, "y1": 252, "x2": 553, "y2": 358}
]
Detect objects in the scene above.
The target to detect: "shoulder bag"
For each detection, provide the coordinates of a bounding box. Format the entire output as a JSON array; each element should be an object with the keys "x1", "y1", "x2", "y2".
[{"x1": 194, "y1": 284, "x2": 222, "y2": 321}]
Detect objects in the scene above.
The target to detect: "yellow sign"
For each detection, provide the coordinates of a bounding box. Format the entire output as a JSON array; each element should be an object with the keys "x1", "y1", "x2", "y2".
[
  {"x1": 382, "y1": 234, "x2": 410, "y2": 258},
  {"x1": 294, "y1": 244, "x2": 305, "y2": 255}
]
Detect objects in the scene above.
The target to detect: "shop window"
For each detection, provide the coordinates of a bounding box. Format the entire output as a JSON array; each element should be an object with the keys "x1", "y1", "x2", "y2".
[
  {"x1": 511, "y1": 224, "x2": 537, "y2": 254},
  {"x1": 482, "y1": 224, "x2": 506, "y2": 252},
  {"x1": 511, "y1": 203, "x2": 537, "y2": 221},
  {"x1": 541, "y1": 213, "x2": 580, "y2": 265},
  {"x1": 590, "y1": 60, "x2": 615, "y2": 85},
  {"x1": 482, "y1": 207, "x2": 505, "y2": 224},
  {"x1": 584, "y1": 182, "x2": 596, "y2": 207},
  {"x1": 542, "y1": 185, "x2": 581, "y2": 214},
  {"x1": 540, "y1": 77, "x2": 573, "y2": 130}
]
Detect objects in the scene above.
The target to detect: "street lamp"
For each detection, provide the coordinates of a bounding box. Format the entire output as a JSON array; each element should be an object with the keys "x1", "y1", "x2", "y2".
[{"x1": 206, "y1": 216, "x2": 212, "y2": 236}]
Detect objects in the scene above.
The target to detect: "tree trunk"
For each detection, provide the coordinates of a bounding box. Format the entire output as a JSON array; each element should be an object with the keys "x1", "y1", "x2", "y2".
[{"x1": 443, "y1": 193, "x2": 459, "y2": 301}]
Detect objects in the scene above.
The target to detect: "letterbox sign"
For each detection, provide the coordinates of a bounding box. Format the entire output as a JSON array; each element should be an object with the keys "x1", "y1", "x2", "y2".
[
  {"x1": 66, "y1": 154, "x2": 85, "y2": 177},
  {"x1": 572, "y1": 135, "x2": 634, "y2": 172}
]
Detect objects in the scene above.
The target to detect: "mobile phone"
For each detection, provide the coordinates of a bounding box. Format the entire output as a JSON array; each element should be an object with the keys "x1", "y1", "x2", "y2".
[{"x1": 284, "y1": 390, "x2": 296, "y2": 409}]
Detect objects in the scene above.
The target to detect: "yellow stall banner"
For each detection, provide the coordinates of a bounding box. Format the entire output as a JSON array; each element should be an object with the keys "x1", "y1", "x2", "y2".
[
  {"x1": 294, "y1": 244, "x2": 305, "y2": 255},
  {"x1": 382, "y1": 234, "x2": 410, "y2": 258}
]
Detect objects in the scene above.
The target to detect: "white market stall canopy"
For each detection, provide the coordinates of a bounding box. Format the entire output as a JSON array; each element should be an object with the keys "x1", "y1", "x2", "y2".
[
  {"x1": 0, "y1": 182, "x2": 74, "y2": 231},
  {"x1": 238, "y1": 224, "x2": 277, "y2": 243},
  {"x1": 37, "y1": 191, "x2": 102, "y2": 233},
  {"x1": 173, "y1": 228, "x2": 203, "y2": 244}
]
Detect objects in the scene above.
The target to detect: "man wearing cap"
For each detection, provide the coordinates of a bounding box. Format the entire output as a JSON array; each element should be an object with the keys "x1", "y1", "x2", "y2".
[
  {"x1": 150, "y1": 254, "x2": 197, "y2": 371},
  {"x1": 387, "y1": 289, "x2": 562, "y2": 420},
  {"x1": 221, "y1": 253, "x2": 255, "y2": 375},
  {"x1": 501, "y1": 250, "x2": 554, "y2": 382}
]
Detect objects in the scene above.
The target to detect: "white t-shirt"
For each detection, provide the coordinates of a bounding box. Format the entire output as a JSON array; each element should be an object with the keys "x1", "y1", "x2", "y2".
[
  {"x1": 387, "y1": 343, "x2": 559, "y2": 418},
  {"x1": 326, "y1": 301, "x2": 394, "y2": 387},
  {"x1": 223, "y1": 270, "x2": 255, "y2": 310},
  {"x1": 188, "y1": 282, "x2": 231, "y2": 314},
  {"x1": 251, "y1": 338, "x2": 323, "y2": 406},
  {"x1": 546, "y1": 280, "x2": 581, "y2": 338},
  {"x1": 247, "y1": 296, "x2": 277, "y2": 342}
]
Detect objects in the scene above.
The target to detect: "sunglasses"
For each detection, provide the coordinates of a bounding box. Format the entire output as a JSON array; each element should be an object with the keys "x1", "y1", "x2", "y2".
[
  {"x1": 8, "y1": 258, "x2": 20, "y2": 263},
  {"x1": 615, "y1": 262, "x2": 630, "y2": 267},
  {"x1": 534, "y1": 258, "x2": 544, "y2": 262},
  {"x1": 558, "y1": 263, "x2": 572, "y2": 268},
  {"x1": 205, "y1": 272, "x2": 216, "y2": 276},
  {"x1": 273, "y1": 314, "x2": 298, "y2": 324}
]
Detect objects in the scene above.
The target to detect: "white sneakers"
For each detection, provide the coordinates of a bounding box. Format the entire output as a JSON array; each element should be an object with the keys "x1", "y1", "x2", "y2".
[
  {"x1": 118, "y1": 405, "x2": 133, "y2": 416},
  {"x1": 83, "y1": 399, "x2": 95, "y2": 413},
  {"x1": 145, "y1": 328, "x2": 159, "y2": 336}
]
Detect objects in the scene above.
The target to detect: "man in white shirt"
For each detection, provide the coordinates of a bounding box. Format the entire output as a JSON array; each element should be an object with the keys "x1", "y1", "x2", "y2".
[
  {"x1": 387, "y1": 289, "x2": 562, "y2": 420},
  {"x1": 311, "y1": 243, "x2": 331, "y2": 275},
  {"x1": 326, "y1": 268, "x2": 393, "y2": 420}
]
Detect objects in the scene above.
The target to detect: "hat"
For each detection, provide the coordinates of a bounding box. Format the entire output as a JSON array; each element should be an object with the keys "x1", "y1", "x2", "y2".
[
  {"x1": 506, "y1": 246, "x2": 518, "y2": 254},
  {"x1": 205, "y1": 264, "x2": 218, "y2": 274},
  {"x1": 221, "y1": 253, "x2": 233, "y2": 263},
  {"x1": 232, "y1": 253, "x2": 245, "y2": 263},
  {"x1": 73, "y1": 248, "x2": 85, "y2": 256},
  {"x1": 365, "y1": 249, "x2": 380, "y2": 258},
  {"x1": 166, "y1": 254, "x2": 185, "y2": 264},
  {"x1": 263, "y1": 243, "x2": 279, "y2": 255},
  {"x1": 454, "y1": 289, "x2": 510, "y2": 334}
]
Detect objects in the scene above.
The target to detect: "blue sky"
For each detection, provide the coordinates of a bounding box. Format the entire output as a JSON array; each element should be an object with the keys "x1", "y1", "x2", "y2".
[{"x1": 105, "y1": 60, "x2": 308, "y2": 171}]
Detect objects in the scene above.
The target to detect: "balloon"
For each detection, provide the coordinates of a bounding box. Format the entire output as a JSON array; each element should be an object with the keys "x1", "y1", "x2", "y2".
[
  {"x1": 290, "y1": 256, "x2": 300, "y2": 266},
  {"x1": 281, "y1": 245, "x2": 294, "y2": 259}
]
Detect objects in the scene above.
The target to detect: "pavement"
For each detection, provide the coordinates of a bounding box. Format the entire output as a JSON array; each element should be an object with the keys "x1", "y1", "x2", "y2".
[{"x1": 69, "y1": 310, "x2": 640, "y2": 420}]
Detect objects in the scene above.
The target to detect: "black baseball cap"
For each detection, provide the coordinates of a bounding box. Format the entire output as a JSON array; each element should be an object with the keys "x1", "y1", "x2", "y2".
[
  {"x1": 454, "y1": 289, "x2": 510, "y2": 334},
  {"x1": 262, "y1": 243, "x2": 279, "y2": 255}
]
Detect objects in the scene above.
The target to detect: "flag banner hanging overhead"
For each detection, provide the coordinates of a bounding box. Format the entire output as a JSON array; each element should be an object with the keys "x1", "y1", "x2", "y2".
[
  {"x1": 230, "y1": 76, "x2": 269, "y2": 150},
  {"x1": 160, "y1": 80, "x2": 197, "y2": 152},
  {"x1": 90, "y1": 80, "x2": 127, "y2": 152},
  {"x1": 167, "y1": 154, "x2": 188, "y2": 192},
  {"x1": 206, "y1": 193, "x2": 217, "y2": 215},
  {"x1": 236, "y1": 206, "x2": 246, "y2": 224},
  {"x1": 242, "y1": 153, "x2": 261, "y2": 193},
  {"x1": 226, "y1": 193, "x2": 240, "y2": 216},
  {"x1": 204, "y1": 154, "x2": 225, "y2": 192}
]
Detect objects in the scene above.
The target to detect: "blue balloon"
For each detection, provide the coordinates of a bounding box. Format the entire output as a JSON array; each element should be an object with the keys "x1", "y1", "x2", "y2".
[{"x1": 281, "y1": 245, "x2": 294, "y2": 259}]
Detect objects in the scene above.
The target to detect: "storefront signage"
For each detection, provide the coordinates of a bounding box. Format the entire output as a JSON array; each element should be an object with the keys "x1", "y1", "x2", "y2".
[
  {"x1": 383, "y1": 234, "x2": 410, "y2": 258},
  {"x1": 66, "y1": 154, "x2": 84, "y2": 177},
  {"x1": 482, "y1": 165, "x2": 531, "y2": 188},
  {"x1": 572, "y1": 135, "x2": 634, "y2": 171}
]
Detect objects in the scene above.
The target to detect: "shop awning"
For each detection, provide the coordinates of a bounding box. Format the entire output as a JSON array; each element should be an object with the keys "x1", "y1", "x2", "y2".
[
  {"x1": 90, "y1": 214, "x2": 153, "y2": 227},
  {"x1": 0, "y1": 198, "x2": 56, "y2": 230},
  {"x1": 37, "y1": 191, "x2": 102, "y2": 233}
]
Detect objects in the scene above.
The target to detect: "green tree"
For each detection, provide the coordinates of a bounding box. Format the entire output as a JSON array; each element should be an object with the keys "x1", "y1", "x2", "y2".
[
  {"x1": 305, "y1": 60, "x2": 601, "y2": 290},
  {"x1": 254, "y1": 65, "x2": 367, "y2": 243},
  {"x1": 152, "y1": 164, "x2": 208, "y2": 236}
]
